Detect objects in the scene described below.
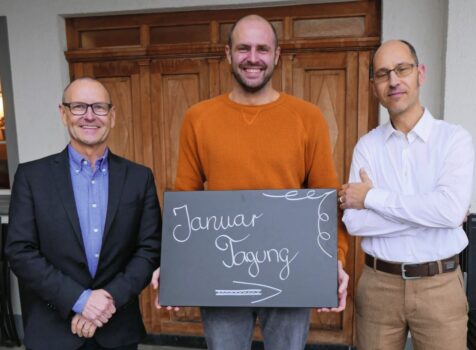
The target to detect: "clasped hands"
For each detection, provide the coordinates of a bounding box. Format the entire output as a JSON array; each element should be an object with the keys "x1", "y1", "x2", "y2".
[{"x1": 71, "y1": 289, "x2": 116, "y2": 338}]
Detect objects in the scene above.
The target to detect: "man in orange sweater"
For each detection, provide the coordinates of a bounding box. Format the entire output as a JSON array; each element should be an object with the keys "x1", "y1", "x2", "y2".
[{"x1": 153, "y1": 14, "x2": 349, "y2": 350}]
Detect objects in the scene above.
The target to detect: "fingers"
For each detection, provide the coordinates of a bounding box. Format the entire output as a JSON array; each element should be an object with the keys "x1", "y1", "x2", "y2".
[
  {"x1": 335, "y1": 261, "x2": 349, "y2": 312},
  {"x1": 92, "y1": 316, "x2": 106, "y2": 328},
  {"x1": 154, "y1": 270, "x2": 178, "y2": 311},
  {"x1": 318, "y1": 261, "x2": 349, "y2": 313},
  {"x1": 154, "y1": 288, "x2": 161, "y2": 309},
  {"x1": 316, "y1": 307, "x2": 329, "y2": 313},
  {"x1": 338, "y1": 186, "x2": 349, "y2": 208},
  {"x1": 80, "y1": 320, "x2": 92, "y2": 338},
  {"x1": 359, "y1": 168, "x2": 370, "y2": 183},
  {"x1": 338, "y1": 182, "x2": 370, "y2": 209},
  {"x1": 335, "y1": 289, "x2": 348, "y2": 311},
  {"x1": 82, "y1": 289, "x2": 116, "y2": 325},
  {"x1": 82, "y1": 322, "x2": 97, "y2": 338},
  {"x1": 87, "y1": 304, "x2": 113, "y2": 327},
  {"x1": 71, "y1": 314, "x2": 81, "y2": 334},
  {"x1": 71, "y1": 314, "x2": 97, "y2": 338},
  {"x1": 338, "y1": 261, "x2": 349, "y2": 290},
  {"x1": 102, "y1": 308, "x2": 115, "y2": 320},
  {"x1": 155, "y1": 288, "x2": 180, "y2": 311},
  {"x1": 360, "y1": 168, "x2": 374, "y2": 188},
  {"x1": 338, "y1": 186, "x2": 347, "y2": 199},
  {"x1": 337, "y1": 189, "x2": 346, "y2": 210},
  {"x1": 83, "y1": 309, "x2": 105, "y2": 327},
  {"x1": 338, "y1": 274, "x2": 349, "y2": 293},
  {"x1": 331, "y1": 285, "x2": 348, "y2": 312},
  {"x1": 316, "y1": 291, "x2": 347, "y2": 313},
  {"x1": 153, "y1": 268, "x2": 180, "y2": 312},
  {"x1": 151, "y1": 267, "x2": 160, "y2": 290},
  {"x1": 338, "y1": 195, "x2": 347, "y2": 210},
  {"x1": 75, "y1": 315, "x2": 87, "y2": 337}
]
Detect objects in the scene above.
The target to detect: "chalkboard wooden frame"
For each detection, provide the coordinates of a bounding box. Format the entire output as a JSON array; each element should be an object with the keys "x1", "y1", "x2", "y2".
[{"x1": 159, "y1": 189, "x2": 338, "y2": 307}]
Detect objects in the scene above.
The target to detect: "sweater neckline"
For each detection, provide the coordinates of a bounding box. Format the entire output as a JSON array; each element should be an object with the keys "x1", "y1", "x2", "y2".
[{"x1": 221, "y1": 92, "x2": 287, "y2": 111}]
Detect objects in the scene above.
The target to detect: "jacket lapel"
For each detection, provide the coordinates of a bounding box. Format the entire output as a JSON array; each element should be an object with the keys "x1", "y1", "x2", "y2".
[
  {"x1": 103, "y1": 152, "x2": 127, "y2": 241},
  {"x1": 50, "y1": 148, "x2": 84, "y2": 249}
]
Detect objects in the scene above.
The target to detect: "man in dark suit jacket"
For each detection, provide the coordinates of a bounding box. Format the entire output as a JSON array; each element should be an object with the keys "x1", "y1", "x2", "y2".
[{"x1": 5, "y1": 77, "x2": 161, "y2": 350}]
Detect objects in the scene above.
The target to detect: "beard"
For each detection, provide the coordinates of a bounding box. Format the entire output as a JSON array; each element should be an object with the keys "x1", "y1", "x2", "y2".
[{"x1": 231, "y1": 62, "x2": 275, "y2": 93}]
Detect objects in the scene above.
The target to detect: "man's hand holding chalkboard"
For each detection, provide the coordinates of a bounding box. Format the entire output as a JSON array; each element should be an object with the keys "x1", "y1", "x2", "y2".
[
  {"x1": 151, "y1": 267, "x2": 180, "y2": 311},
  {"x1": 317, "y1": 261, "x2": 348, "y2": 313}
]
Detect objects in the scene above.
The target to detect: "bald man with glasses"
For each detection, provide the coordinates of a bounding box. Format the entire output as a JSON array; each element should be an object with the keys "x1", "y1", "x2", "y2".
[
  {"x1": 6, "y1": 77, "x2": 161, "y2": 350},
  {"x1": 339, "y1": 40, "x2": 474, "y2": 350}
]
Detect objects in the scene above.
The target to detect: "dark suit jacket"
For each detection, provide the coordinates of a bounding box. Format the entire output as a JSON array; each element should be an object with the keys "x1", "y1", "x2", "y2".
[{"x1": 5, "y1": 148, "x2": 161, "y2": 350}]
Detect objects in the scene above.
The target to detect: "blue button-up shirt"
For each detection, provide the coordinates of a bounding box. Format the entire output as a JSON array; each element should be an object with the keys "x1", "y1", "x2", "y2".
[{"x1": 68, "y1": 145, "x2": 109, "y2": 313}]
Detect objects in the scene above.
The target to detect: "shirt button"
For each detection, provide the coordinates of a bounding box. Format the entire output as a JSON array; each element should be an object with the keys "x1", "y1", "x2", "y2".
[
  {"x1": 93, "y1": 228, "x2": 99, "y2": 233},
  {"x1": 75, "y1": 169, "x2": 80, "y2": 174},
  {"x1": 101, "y1": 168, "x2": 106, "y2": 173},
  {"x1": 92, "y1": 204, "x2": 97, "y2": 208},
  {"x1": 94, "y1": 253, "x2": 99, "y2": 258},
  {"x1": 83, "y1": 160, "x2": 88, "y2": 165},
  {"x1": 91, "y1": 180, "x2": 95, "y2": 184}
]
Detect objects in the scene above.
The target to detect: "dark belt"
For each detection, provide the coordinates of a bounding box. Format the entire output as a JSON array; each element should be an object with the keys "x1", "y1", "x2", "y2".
[{"x1": 365, "y1": 253, "x2": 459, "y2": 280}]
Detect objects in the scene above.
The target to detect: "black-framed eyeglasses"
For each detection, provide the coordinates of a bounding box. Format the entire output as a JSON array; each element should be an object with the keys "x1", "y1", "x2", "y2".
[
  {"x1": 372, "y1": 63, "x2": 417, "y2": 83},
  {"x1": 62, "y1": 102, "x2": 112, "y2": 116}
]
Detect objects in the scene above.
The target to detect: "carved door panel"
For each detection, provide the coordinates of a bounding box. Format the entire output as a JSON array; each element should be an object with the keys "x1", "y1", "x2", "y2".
[
  {"x1": 148, "y1": 58, "x2": 210, "y2": 202},
  {"x1": 146, "y1": 58, "x2": 210, "y2": 335},
  {"x1": 289, "y1": 50, "x2": 374, "y2": 344},
  {"x1": 291, "y1": 52, "x2": 354, "y2": 183}
]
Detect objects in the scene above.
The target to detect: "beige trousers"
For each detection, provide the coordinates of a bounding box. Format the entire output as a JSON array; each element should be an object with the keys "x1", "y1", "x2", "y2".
[{"x1": 356, "y1": 265, "x2": 468, "y2": 350}]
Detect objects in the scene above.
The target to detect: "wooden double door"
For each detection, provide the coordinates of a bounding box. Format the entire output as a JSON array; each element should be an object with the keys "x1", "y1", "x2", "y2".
[{"x1": 65, "y1": 1, "x2": 380, "y2": 345}]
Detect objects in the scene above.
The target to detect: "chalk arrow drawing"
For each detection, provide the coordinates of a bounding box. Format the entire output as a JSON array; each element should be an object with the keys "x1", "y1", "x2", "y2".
[{"x1": 215, "y1": 281, "x2": 282, "y2": 304}]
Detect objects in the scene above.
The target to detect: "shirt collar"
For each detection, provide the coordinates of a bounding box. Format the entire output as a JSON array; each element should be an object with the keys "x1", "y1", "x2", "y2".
[
  {"x1": 382, "y1": 108, "x2": 434, "y2": 143},
  {"x1": 410, "y1": 108, "x2": 433, "y2": 143},
  {"x1": 68, "y1": 144, "x2": 109, "y2": 173},
  {"x1": 382, "y1": 120, "x2": 396, "y2": 141}
]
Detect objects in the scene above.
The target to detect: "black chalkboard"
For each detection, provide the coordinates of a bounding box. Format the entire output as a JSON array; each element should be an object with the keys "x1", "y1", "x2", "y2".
[{"x1": 159, "y1": 189, "x2": 338, "y2": 307}]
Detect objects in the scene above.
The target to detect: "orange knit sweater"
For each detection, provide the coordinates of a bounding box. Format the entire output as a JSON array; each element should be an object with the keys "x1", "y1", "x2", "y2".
[{"x1": 175, "y1": 93, "x2": 348, "y2": 265}]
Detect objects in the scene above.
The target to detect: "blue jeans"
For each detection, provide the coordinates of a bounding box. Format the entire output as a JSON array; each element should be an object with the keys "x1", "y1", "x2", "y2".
[{"x1": 200, "y1": 307, "x2": 310, "y2": 350}]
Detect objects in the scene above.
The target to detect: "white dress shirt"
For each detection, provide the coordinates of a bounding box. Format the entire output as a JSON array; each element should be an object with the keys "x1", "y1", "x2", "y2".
[{"x1": 343, "y1": 109, "x2": 474, "y2": 263}]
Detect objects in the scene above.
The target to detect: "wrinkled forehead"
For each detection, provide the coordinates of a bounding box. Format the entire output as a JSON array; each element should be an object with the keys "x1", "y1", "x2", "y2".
[{"x1": 373, "y1": 41, "x2": 415, "y2": 70}]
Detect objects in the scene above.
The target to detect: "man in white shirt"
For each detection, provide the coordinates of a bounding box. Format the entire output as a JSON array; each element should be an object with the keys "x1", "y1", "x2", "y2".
[{"x1": 339, "y1": 39, "x2": 474, "y2": 350}]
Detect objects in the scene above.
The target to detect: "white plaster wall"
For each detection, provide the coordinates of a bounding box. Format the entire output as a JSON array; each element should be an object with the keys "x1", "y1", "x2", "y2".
[
  {"x1": 445, "y1": 0, "x2": 476, "y2": 210},
  {"x1": 380, "y1": 0, "x2": 448, "y2": 124}
]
